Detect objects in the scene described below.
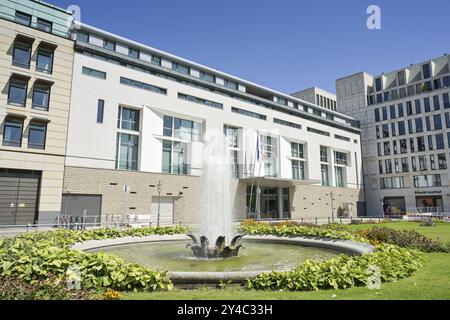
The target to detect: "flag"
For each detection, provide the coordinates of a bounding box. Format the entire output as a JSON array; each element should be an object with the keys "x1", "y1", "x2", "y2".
[{"x1": 256, "y1": 135, "x2": 261, "y2": 162}]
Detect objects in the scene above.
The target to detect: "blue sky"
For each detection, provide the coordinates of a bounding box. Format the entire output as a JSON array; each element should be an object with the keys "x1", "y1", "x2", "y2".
[{"x1": 51, "y1": 0, "x2": 450, "y2": 94}]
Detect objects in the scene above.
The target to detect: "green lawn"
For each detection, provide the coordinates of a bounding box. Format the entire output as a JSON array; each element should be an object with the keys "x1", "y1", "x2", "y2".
[{"x1": 122, "y1": 222, "x2": 450, "y2": 300}]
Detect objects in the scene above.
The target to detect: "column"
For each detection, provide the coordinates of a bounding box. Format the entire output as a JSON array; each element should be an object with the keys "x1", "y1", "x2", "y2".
[{"x1": 277, "y1": 187, "x2": 284, "y2": 219}]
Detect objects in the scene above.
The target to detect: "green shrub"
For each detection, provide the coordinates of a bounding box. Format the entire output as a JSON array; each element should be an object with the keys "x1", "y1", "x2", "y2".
[
  {"x1": 247, "y1": 245, "x2": 423, "y2": 291},
  {"x1": 359, "y1": 227, "x2": 447, "y2": 252},
  {"x1": 419, "y1": 218, "x2": 437, "y2": 227},
  {"x1": 0, "y1": 226, "x2": 188, "y2": 294}
]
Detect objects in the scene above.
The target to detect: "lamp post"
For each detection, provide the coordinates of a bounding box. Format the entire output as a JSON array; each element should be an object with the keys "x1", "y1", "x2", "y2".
[
  {"x1": 157, "y1": 180, "x2": 162, "y2": 227},
  {"x1": 330, "y1": 191, "x2": 335, "y2": 222}
]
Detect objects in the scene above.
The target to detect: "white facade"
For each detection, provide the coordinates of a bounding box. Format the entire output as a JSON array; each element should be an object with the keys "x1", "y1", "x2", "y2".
[
  {"x1": 292, "y1": 87, "x2": 337, "y2": 111},
  {"x1": 64, "y1": 24, "x2": 364, "y2": 222}
]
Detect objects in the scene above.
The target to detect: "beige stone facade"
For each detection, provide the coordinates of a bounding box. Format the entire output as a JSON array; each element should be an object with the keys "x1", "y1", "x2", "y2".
[{"x1": 0, "y1": 18, "x2": 74, "y2": 223}]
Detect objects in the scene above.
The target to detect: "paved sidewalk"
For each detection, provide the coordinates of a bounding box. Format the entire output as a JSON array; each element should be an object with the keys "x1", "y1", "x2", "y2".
[{"x1": 0, "y1": 227, "x2": 54, "y2": 238}]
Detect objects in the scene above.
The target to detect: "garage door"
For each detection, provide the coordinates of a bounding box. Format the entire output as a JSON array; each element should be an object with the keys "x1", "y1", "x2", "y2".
[
  {"x1": 151, "y1": 197, "x2": 174, "y2": 226},
  {"x1": 61, "y1": 194, "x2": 102, "y2": 224},
  {"x1": 0, "y1": 170, "x2": 41, "y2": 225}
]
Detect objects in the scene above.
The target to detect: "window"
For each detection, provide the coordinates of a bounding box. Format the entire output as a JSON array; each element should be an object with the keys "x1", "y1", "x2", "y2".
[
  {"x1": 398, "y1": 103, "x2": 404, "y2": 117},
  {"x1": 82, "y1": 67, "x2": 106, "y2": 79},
  {"x1": 434, "y1": 114, "x2": 442, "y2": 130},
  {"x1": 385, "y1": 159, "x2": 393, "y2": 174},
  {"x1": 415, "y1": 99, "x2": 421, "y2": 114},
  {"x1": 424, "y1": 98, "x2": 431, "y2": 112},
  {"x1": 415, "y1": 118, "x2": 423, "y2": 133},
  {"x1": 444, "y1": 93, "x2": 450, "y2": 109},
  {"x1": 422, "y1": 63, "x2": 431, "y2": 79},
  {"x1": 97, "y1": 100, "x2": 104, "y2": 124},
  {"x1": 382, "y1": 124, "x2": 389, "y2": 138},
  {"x1": 36, "y1": 18, "x2": 52, "y2": 33},
  {"x1": 426, "y1": 116, "x2": 431, "y2": 131},
  {"x1": 400, "y1": 139, "x2": 407, "y2": 154},
  {"x1": 379, "y1": 160, "x2": 384, "y2": 174},
  {"x1": 398, "y1": 121, "x2": 405, "y2": 136},
  {"x1": 438, "y1": 154, "x2": 447, "y2": 170},
  {"x1": 407, "y1": 85, "x2": 415, "y2": 96},
  {"x1": 410, "y1": 138, "x2": 415, "y2": 153},
  {"x1": 377, "y1": 143, "x2": 382, "y2": 156},
  {"x1": 334, "y1": 151, "x2": 348, "y2": 166},
  {"x1": 393, "y1": 140, "x2": 398, "y2": 154},
  {"x1": 382, "y1": 107, "x2": 388, "y2": 121},
  {"x1": 335, "y1": 134, "x2": 350, "y2": 142},
  {"x1": 117, "y1": 106, "x2": 140, "y2": 131},
  {"x1": 384, "y1": 142, "x2": 391, "y2": 156},
  {"x1": 36, "y1": 48, "x2": 54, "y2": 73},
  {"x1": 419, "y1": 156, "x2": 427, "y2": 171},
  {"x1": 162, "y1": 140, "x2": 188, "y2": 175},
  {"x1": 395, "y1": 159, "x2": 400, "y2": 173},
  {"x1": 375, "y1": 78, "x2": 382, "y2": 91},
  {"x1": 178, "y1": 93, "x2": 223, "y2": 109},
  {"x1": 172, "y1": 62, "x2": 189, "y2": 75},
  {"x1": 430, "y1": 154, "x2": 436, "y2": 170},
  {"x1": 414, "y1": 175, "x2": 441, "y2": 188},
  {"x1": 162, "y1": 116, "x2": 200, "y2": 141},
  {"x1": 390, "y1": 105, "x2": 396, "y2": 119},
  {"x1": 8, "y1": 79, "x2": 27, "y2": 106},
  {"x1": 376, "y1": 93, "x2": 383, "y2": 104},
  {"x1": 380, "y1": 177, "x2": 405, "y2": 190},
  {"x1": 274, "y1": 118, "x2": 302, "y2": 130},
  {"x1": 406, "y1": 101, "x2": 413, "y2": 116},
  {"x1": 321, "y1": 164, "x2": 330, "y2": 186},
  {"x1": 436, "y1": 134, "x2": 445, "y2": 150},
  {"x1": 292, "y1": 160, "x2": 305, "y2": 180},
  {"x1": 434, "y1": 79, "x2": 441, "y2": 90},
  {"x1": 120, "y1": 77, "x2": 166, "y2": 94},
  {"x1": 231, "y1": 107, "x2": 266, "y2": 120},
  {"x1": 32, "y1": 84, "x2": 50, "y2": 110},
  {"x1": 225, "y1": 80, "x2": 238, "y2": 90},
  {"x1": 398, "y1": 71, "x2": 406, "y2": 86},
  {"x1": 2, "y1": 119, "x2": 23, "y2": 147},
  {"x1": 13, "y1": 42, "x2": 31, "y2": 68},
  {"x1": 335, "y1": 166, "x2": 345, "y2": 188},
  {"x1": 433, "y1": 96, "x2": 440, "y2": 110},
  {"x1": 28, "y1": 123, "x2": 47, "y2": 149},
  {"x1": 401, "y1": 158, "x2": 409, "y2": 173},
  {"x1": 446, "y1": 113, "x2": 450, "y2": 128},
  {"x1": 103, "y1": 39, "x2": 115, "y2": 51},
  {"x1": 200, "y1": 71, "x2": 214, "y2": 83},
  {"x1": 128, "y1": 48, "x2": 139, "y2": 59},
  {"x1": 15, "y1": 11, "x2": 31, "y2": 26},
  {"x1": 224, "y1": 125, "x2": 239, "y2": 148},
  {"x1": 417, "y1": 136, "x2": 426, "y2": 152},
  {"x1": 411, "y1": 157, "x2": 417, "y2": 171},
  {"x1": 428, "y1": 135, "x2": 434, "y2": 151},
  {"x1": 276, "y1": 97, "x2": 287, "y2": 106},
  {"x1": 320, "y1": 146, "x2": 328, "y2": 163},
  {"x1": 116, "y1": 133, "x2": 139, "y2": 171},
  {"x1": 291, "y1": 142, "x2": 305, "y2": 159},
  {"x1": 376, "y1": 125, "x2": 380, "y2": 139},
  {"x1": 262, "y1": 136, "x2": 278, "y2": 177},
  {"x1": 77, "y1": 31, "x2": 89, "y2": 43},
  {"x1": 408, "y1": 119, "x2": 413, "y2": 134}
]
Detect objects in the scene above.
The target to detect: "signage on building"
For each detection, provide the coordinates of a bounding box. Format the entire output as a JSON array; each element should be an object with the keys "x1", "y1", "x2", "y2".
[{"x1": 414, "y1": 190, "x2": 442, "y2": 195}]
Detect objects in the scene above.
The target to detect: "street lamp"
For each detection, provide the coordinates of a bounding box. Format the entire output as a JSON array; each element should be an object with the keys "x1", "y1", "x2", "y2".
[
  {"x1": 330, "y1": 191, "x2": 335, "y2": 222},
  {"x1": 157, "y1": 180, "x2": 162, "y2": 227}
]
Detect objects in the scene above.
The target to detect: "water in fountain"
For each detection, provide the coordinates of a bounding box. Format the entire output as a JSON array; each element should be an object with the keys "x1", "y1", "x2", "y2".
[{"x1": 198, "y1": 130, "x2": 234, "y2": 245}]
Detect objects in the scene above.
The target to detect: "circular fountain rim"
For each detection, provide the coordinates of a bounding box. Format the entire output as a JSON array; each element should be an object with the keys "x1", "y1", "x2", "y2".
[{"x1": 72, "y1": 234, "x2": 374, "y2": 285}]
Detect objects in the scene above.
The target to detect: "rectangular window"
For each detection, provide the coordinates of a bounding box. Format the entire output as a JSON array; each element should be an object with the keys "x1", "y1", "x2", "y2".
[
  {"x1": 444, "y1": 93, "x2": 450, "y2": 109},
  {"x1": 375, "y1": 78, "x2": 382, "y2": 91},
  {"x1": 320, "y1": 146, "x2": 328, "y2": 163},
  {"x1": 422, "y1": 63, "x2": 431, "y2": 79},
  {"x1": 446, "y1": 113, "x2": 450, "y2": 128},
  {"x1": 15, "y1": 11, "x2": 31, "y2": 26},
  {"x1": 419, "y1": 156, "x2": 427, "y2": 171},
  {"x1": 380, "y1": 177, "x2": 405, "y2": 190},
  {"x1": 36, "y1": 48, "x2": 54, "y2": 74},
  {"x1": 415, "y1": 118, "x2": 423, "y2": 133},
  {"x1": 274, "y1": 118, "x2": 302, "y2": 130},
  {"x1": 392, "y1": 123, "x2": 397, "y2": 136},
  {"x1": 424, "y1": 97, "x2": 431, "y2": 112},
  {"x1": 382, "y1": 124, "x2": 389, "y2": 138},
  {"x1": 374, "y1": 109, "x2": 380, "y2": 122},
  {"x1": 103, "y1": 39, "x2": 115, "y2": 51},
  {"x1": 385, "y1": 159, "x2": 393, "y2": 174},
  {"x1": 410, "y1": 138, "x2": 415, "y2": 153},
  {"x1": 172, "y1": 62, "x2": 189, "y2": 74},
  {"x1": 408, "y1": 119, "x2": 413, "y2": 134},
  {"x1": 262, "y1": 136, "x2": 278, "y2": 177},
  {"x1": 414, "y1": 175, "x2": 441, "y2": 188},
  {"x1": 379, "y1": 160, "x2": 384, "y2": 174},
  {"x1": 434, "y1": 114, "x2": 442, "y2": 130},
  {"x1": 178, "y1": 93, "x2": 223, "y2": 109},
  {"x1": 2, "y1": 119, "x2": 23, "y2": 147},
  {"x1": 8, "y1": 79, "x2": 27, "y2": 106},
  {"x1": 13, "y1": 42, "x2": 31, "y2": 68},
  {"x1": 406, "y1": 101, "x2": 413, "y2": 116},
  {"x1": 292, "y1": 160, "x2": 305, "y2": 181},
  {"x1": 395, "y1": 159, "x2": 400, "y2": 173},
  {"x1": 398, "y1": 103, "x2": 404, "y2": 117},
  {"x1": 377, "y1": 143, "x2": 382, "y2": 156},
  {"x1": 390, "y1": 105, "x2": 396, "y2": 119},
  {"x1": 224, "y1": 80, "x2": 238, "y2": 90},
  {"x1": 82, "y1": 67, "x2": 107, "y2": 79},
  {"x1": 382, "y1": 107, "x2": 388, "y2": 121},
  {"x1": 428, "y1": 135, "x2": 434, "y2": 151},
  {"x1": 129, "y1": 48, "x2": 139, "y2": 59},
  {"x1": 407, "y1": 85, "x2": 415, "y2": 96},
  {"x1": 376, "y1": 93, "x2": 383, "y2": 104},
  {"x1": 426, "y1": 116, "x2": 431, "y2": 131},
  {"x1": 417, "y1": 136, "x2": 426, "y2": 152},
  {"x1": 224, "y1": 125, "x2": 240, "y2": 148},
  {"x1": 116, "y1": 133, "x2": 139, "y2": 171},
  {"x1": 401, "y1": 158, "x2": 409, "y2": 173},
  {"x1": 412, "y1": 157, "x2": 417, "y2": 172},
  {"x1": 398, "y1": 121, "x2": 405, "y2": 136},
  {"x1": 384, "y1": 142, "x2": 391, "y2": 156},
  {"x1": 28, "y1": 123, "x2": 47, "y2": 149},
  {"x1": 163, "y1": 116, "x2": 200, "y2": 142},
  {"x1": 118, "y1": 106, "x2": 140, "y2": 131},
  {"x1": 334, "y1": 151, "x2": 348, "y2": 166},
  {"x1": 433, "y1": 96, "x2": 440, "y2": 110},
  {"x1": 434, "y1": 79, "x2": 441, "y2": 90},
  {"x1": 120, "y1": 77, "x2": 166, "y2": 94},
  {"x1": 36, "y1": 18, "x2": 52, "y2": 33},
  {"x1": 400, "y1": 139, "x2": 407, "y2": 154},
  {"x1": 335, "y1": 166, "x2": 345, "y2": 188},
  {"x1": 436, "y1": 134, "x2": 445, "y2": 150},
  {"x1": 200, "y1": 71, "x2": 215, "y2": 83},
  {"x1": 77, "y1": 31, "x2": 89, "y2": 43},
  {"x1": 430, "y1": 154, "x2": 436, "y2": 170},
  {"x1": 444, "y1": 76, "x2": 450, "y2": 87},
  {"x1": 321, "y1": 164, "x2": 330, "y2": 186},
  {"x1": 415, "y1": 99, "x2": 421, "y2": 114},
  {"x1": 376, "y1": 125, "x2": 381, "y2": 139},
  {"x1": 393, "y1": 140, "x2": 398, "y2": 154},
  {"x1": 162, "y1": 140, "x2": 188, "y2": 175},
  {"x1": 32, "y1": 84, "x2": 50, "y2": 110},
  {"x1": 398, "y1": 71, "x2": 406, "y2": 86},
  {"x1": 97, "y1": 99, "x2": 104, "y2": 124},
  {"x1": 231, "y1": 107, "x2": 266, "y2": 121},
  {"x1": 438, "y1": 154, "x2": 447, "y2": 170}
]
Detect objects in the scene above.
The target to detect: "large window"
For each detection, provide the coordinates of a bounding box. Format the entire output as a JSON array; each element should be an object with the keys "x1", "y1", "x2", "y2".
[
  {"x1": 335, "y1": 151, "x2": 348, "y2": 166},
  {"x1": 414, "y1": 175, "x2": 441, "y2": 188},
  {"x1": 320, "y1": 146, "x2": 328, "y2": 163},
  {"x1": 15, "y1": 11, "x2": 31, "y2": 26},
  {"x1": 116, "y1": 133, "x2": 139, "y2": 170},
  {"x1": 291, "y1": 142, "x2": 306, "y2": 181},
  {"x1": 163, "y1": 116, "x2": 200, "y2": 141},
  {"x1": 444, "y1": 93, "x2": 450, "y2": 109},
  {"x1": 321, "y1": 164, "x2": 330, "y2": 186},
  {"x1": 172, "y1": 62, "x2": 189, "y2": 75},
  {"x1": 434, "y1": 114, "x2": 442, "y2": 130},
  {"x1": 380, "y1": 177, "x2": 405, "y2": 190},
  {"x1": 118, "y1": 106, "x2": 140, "y2": 131},
  {"x1": 422, "y1": 63, "x2": 431, "y2": 79},
  {"x1": 224, "y1": 125, "x2": 239, "y2": 148},
  {"x1": 36, "y1": 18, "x2": 52, "y2": 33},
  {"x1": 32, "y1": 84, "x2": 50, "y2": 110},
  {"x1": 162, "y1": 140, "x2": 188, "y2": 175},
  {"x1": 415, "y1": 118, "x2": 423, "y2": 133},
  {"x1": 28, "y1": 123, "x2": 47, "y2": 149},
  {"x1": 262, "y1": 136, "x2": 278, "y2": 177},
  {"x1": 438, "y1": 154, "x2": 447, "y2": 170},
  {"x1": 417, "y1": 136, "x2": 426, "y2": 152},
  {"x1": 36, "y1": 48, "x2": 54, "y2": 74},
  {"x1": 8, "y1": 79, "x2": 27, "y2": 106},
  {"x1": 2, "y1": 119, "x2": 23, "y2": 147},
  {"x1": 433, "y1": 96, "x2": 440, "y2": 110},
  {"x1": 436, "y1": 134, "x2": 445, "y2": 150},
  {"x1": 13, "y1": 42, "x2": 31, "y2": 68},
  {"x1": 335, "y1": 166, "x2": 346, "y2": 188},
  {"x1": 398, "y1": 121, "x2": 405, "y2": 135}
]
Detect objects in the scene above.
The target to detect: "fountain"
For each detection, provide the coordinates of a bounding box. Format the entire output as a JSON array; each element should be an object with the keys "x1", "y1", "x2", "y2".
[{"x1": 187, "y1": 130, "x2": 243, "y2": 259}]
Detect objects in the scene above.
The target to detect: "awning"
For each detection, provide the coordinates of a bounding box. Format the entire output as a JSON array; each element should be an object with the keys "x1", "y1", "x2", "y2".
[
  {"x1": 15, "y1": 34, "x2": 35, "y2": 44},
  {"x1": 5, "y1": 111, "x2": 27, "y2": 120},
  {"x1": 10, "y1": 72, "x2": 31, "y2": 81},
  {"x1": 30, "y1": 114, "x2": 51, "y2": 123},
  {"x1": 34, "y1": 78, "x2": 54, "y2": 86},
  {"x1": 240, "y1": 176, "x2": 319, "y2": 188},
  {"x1": 38, "y1": 40, "x2": 58, "y2": 50}
]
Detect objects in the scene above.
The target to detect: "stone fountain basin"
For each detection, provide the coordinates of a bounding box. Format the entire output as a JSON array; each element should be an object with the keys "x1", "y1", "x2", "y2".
[{"x1": 72, "y1": 235, "x2": 374, "y2": 285}]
